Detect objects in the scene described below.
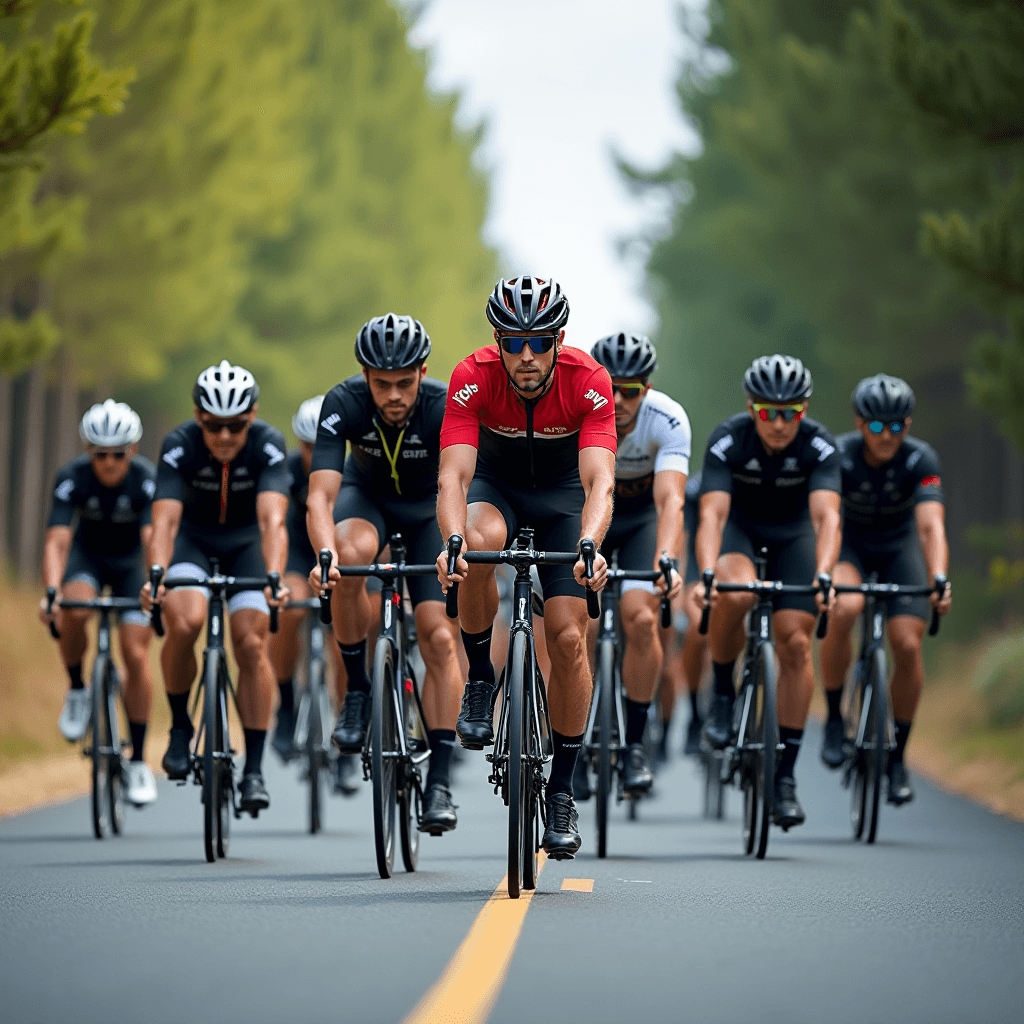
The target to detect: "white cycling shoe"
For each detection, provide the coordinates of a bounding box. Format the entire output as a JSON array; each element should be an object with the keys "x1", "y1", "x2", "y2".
[
  {"x1": 58, "y1": 689, "x2": 91, "y2": 742},
  {"x1": 125, "y1": 762, "x2": 158, "y2": 806}
]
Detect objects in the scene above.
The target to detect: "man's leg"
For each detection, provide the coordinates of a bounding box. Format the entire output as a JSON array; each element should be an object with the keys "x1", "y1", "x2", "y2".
[
  {"x1": 886, "y1": 614, "x2": 927, "y2": 804},
  {"x1": 268, "y1": 572, "x2": 310, "y2": 760},
  {"x1": 772, "y1": 609, "x2": 816, "y2": 828},
  {"x1": 818, "y1": 561, "x2": 864, "y2": 768},
  {"x1": 55, "y1": 579, "x2": 97, "y2": 742},
  {"x1": 230, "y1": 607, "x2": 274, "y2": 810},
  {"x1": 619, "y1": 588, "x2": 662, "y2": 793},
  {"x1": 118, "y1": 620, "x2": 157, "y2": 804},
  {"x1": 160, "y1": 588, "x2": 206, "y2": 779}
]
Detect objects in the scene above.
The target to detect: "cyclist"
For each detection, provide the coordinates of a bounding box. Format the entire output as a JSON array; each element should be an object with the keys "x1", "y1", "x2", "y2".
[
  {"x1": 697, "y1": 355, "x2": 841, "y2": 828},
  {"x1": 307, "y1": 314, "x2": 464, "y2": 834},
  {"x1": 678, "y1": 468, "x2": 708, "y2": 755},
  {"x1": 39, "y1": 400, "x2": 158, "y2": 807},
  {"x1": 819, "y1": 375, "x2": 951, "y2": 804},
  {"x1": 436, "y1": 275, "x2": 617, "y2": 860},
  {"x1": 143, "y1": 361, "x2": 289, "y2": 814},
  {"x1": 589, "y1": 332, "x2": 687, "y2": 794}
]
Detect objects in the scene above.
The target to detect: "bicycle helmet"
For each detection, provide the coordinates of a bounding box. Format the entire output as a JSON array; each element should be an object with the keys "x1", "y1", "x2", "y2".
[
  {"x1": 79, "y1": 399, "x2": 143, "y2": 447},
  {"x1": 852, "y1": 374, "x2": 916, "y2": 420},
  {"x1": 486, "y1": 276, "x2": 570, "y2": 333},
  {"x1": 743, "y1": 354, "x2": 813, "y2": 403},
  {"x1": 355, "y1": 314, "x2": 431, "y2": 370},
  {"x1": 193, "y1": 360, "x2": 259, "y2": 416},
  {"x1": 291, "y1": 395, "x2": 325, "y2": 443},
  {"x1": 591, "y1": 333, "x2": 658, "y2": 380}
]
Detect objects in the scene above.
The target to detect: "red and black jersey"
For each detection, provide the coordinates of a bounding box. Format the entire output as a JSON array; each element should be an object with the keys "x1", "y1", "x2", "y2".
[{"x1": 440, "y1": 344, "x2": 616, "y2": 484}]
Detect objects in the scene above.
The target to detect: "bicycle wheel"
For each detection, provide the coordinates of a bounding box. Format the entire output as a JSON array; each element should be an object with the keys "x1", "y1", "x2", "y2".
[
  {"x1": 864, "y1": 646, "x2": 887, "y2": 844},
  {"x1": 703, "y1": 750, "x2": 725, "y2": 820},
  {"x1": 370, "y1": 637, "x2": 398, "y2": 879},
  {"x1": 521, "y1": 649, "x2": 541, "y2": 892},
  {"x1": 306, "y1": 657, "x2": 324, "y2": 835},
  {"x1": 507, "y1": 630, "x2": 532, "y2": 899},
  {"x1": 754, "y1": 646, "x2": 779, "y2": 859},
  {"x1": 90, "y1": 655, "x2": 110, "y2": 840},
  {"x1": 595, "y1": 637, "x2": 615, "y2": 859},
  {"x1": 399, "y1": 671, "x2": 422, "y2": 873},
  {"x1": 106, "y1": 668, "x2": 125, "y2": 836},
  {"x1": 202, "y1": 651, "x2": 226, "y2": 863}
]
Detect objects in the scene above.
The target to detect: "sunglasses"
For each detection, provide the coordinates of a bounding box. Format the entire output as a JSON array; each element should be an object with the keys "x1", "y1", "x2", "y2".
[
  {"x1": 867, "y1": 419, "x2": 906, "y2": 435},
  {"x1": 200, "y1": 417, "x2": 248, "y2": 435},
  {"x1": 496, "y1": 333, "x2": 558, "y2": 355},
  {"x1": 752, "y1": 403, "x2": 805, "y2": 423},
  {"x1": 92, "y1": 449, "x2": 128, "y2": 461},
  {"x1": 612, "y1": 382, "x2": 647, "y2": 399}
]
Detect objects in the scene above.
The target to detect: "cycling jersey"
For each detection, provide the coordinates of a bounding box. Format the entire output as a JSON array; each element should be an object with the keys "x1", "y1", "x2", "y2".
[
  {"x1": 48, "y1": 454, "x2": 156, "y2": 559},
  {"x1": 837, "y1": 432, "x2": 943, "y2": 550},
  {"x1": 154, "y1": 419, "x2": 289, "y2": 537},
  {"x1": 612, "y1": 389, "x2": 691, "y2": 515},
  {"x1": 440, "y1": 344, "x2": 616, "y2": 485},
  {"x1": 311, "y1": 374, "x2": 447, "y2": 501}
]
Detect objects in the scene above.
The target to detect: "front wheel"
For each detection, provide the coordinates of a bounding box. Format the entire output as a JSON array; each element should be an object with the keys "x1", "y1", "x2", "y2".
[
  {"x1": 370, "y1": 638, "x2": 398, "y2": 879},
  {"x1": 106, "y1": 670, "x2": 125, "y2": 836},
  {"x1": 595, "y1": 638, "x2": 615, "y2": 859},
  {"x1": 864, "y1": 646, "x2": 888, "y2": 844},
  {"x1": 305, "y1": 659, "x2": 324, "y2": 835},
  {"x1": 90, "y1": 655, "x2": 110, "y2": 840},
  {"x1": 506, "y1": 629, "x2": 533, "y2": 899},
  {"x1": 202, "y1": 651, "x2": 230, "y2": 863}
]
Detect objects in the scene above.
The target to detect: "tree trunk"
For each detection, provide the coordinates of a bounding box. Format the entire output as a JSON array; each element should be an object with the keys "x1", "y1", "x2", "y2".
[
  {"x1": 16, "y1": 362, "x2": 47, "y2": 580},
  {"x1": 54, "y1": 345, "x2": 78, "y2": 469},
  {"x1": 0, "y1": 373, "x2": 11, "y2": 573}
]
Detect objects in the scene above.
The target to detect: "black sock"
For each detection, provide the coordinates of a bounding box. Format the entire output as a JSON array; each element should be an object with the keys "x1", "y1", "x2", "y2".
[
  {"x1": 624, "y1": 698, "x2": 650, "y2": 747},
  {"x1": 167, "y1": 692, "x2": 192, "y2": 733},
  {"x1": 244, "y1": 728, "x2": 266, "y2": 776},
  {"x1": 461, "y1": 626, "x2": 496, "y2": 686},
  {"x1": 548, "y1": 731, "x2": 584, "y2": 797},
  {"x1": 426, "y1": 728, "x2": 457, "y2": 789},
  {"x1": 892, "y1": 719, "x2": 912, "y2": 765},
  {"x1": 129, "y1": 721, "x2": 147, "y2": 763},
  {"x1": 689, "y1": 691, "x2": 700, "y2": 718},
  {"x1": 713, "y1": 660, "x2": 736, "y2": 698},
  {"x1": 277, "y1": 678, "x2": 294, "y2": 713},
  {"x1": 68, "y1": 663, "x2": 84, "y2": 690},
  {"x1": 338, "y1": 641, "x2": 369, "y2": 694},
  {"x1": 825, "y1": 688, "x2": 843, "y2": 722},
  {"x1": 778, "y1": 726, "x2": 803, "y2": 780}
]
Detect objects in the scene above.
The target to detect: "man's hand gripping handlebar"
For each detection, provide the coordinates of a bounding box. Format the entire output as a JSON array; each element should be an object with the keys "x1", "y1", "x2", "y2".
[{"x1": 444, "y1": 534, "x2": 464, "y2": 620}]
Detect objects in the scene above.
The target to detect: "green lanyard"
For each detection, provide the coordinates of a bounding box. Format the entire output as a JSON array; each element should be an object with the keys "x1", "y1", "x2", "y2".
[{"x1": 374, "y1": 418, "x2": 405, "y2": 496}]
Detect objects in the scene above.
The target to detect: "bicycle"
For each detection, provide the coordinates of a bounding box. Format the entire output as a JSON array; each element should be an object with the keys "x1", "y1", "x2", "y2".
[
  {"x1": 583, "y1": 551, "x2": 674, "y2": 858},
  {"x1": 698, "y1": 553, "x2": 830, "y2": 858},
  {"x1": 830, "y1": 574, "x2": 947, "y2": 844},
  {"x1": 45, "y1": 589, "x2": 141, "y2": 839},
  {"x1": 149, "y1": 562, "x2": 280, "y2": 863},
  {"x1": 317, "y1": 539, "x2": 434, "y2": 880}
]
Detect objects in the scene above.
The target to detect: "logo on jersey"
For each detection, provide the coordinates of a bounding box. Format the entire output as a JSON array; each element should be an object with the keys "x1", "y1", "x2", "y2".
[
  {"x1": 921, "y1": 475, "x2": 941, "y2": 488},
  {"x1": 321, "y1": 413, "x2": 341, "y2": 435},
  {"x1": 263, "y1": 443, "x2": 285, "y2": 466},
  {"x1": 744, "y1": 457, "x2": 761, "y2": 472},
  {"x1": 162, "y1": 446, "x2": 185, "y2": 469},
  {"x1": 543, "y1": 426, "x2": 568, "y2": 434},
  {"x1": 585, "y1": 388, "x2": 608, "y2": 411},
  {"x1": 782, "y1": 457, "x2": 799, "y2": 472},
  {"x1": 810, "y1": 437, "x2": 835, "y2": 462},
  {"x1": 710, "y1": 435, "x2": 734, "y2": 462},
  {"x1": 906, "y1": 449, "x2": 922, "y2": 471},
  {"x1": 452, "y1": 382, "x2": 479, "y2": 408},
  {"x1": 198, "y1": 466, "x2": 215, "y2": 477},
  {"x1": 55, "y1": 479, "x2": 75, "y2": 502},
  {"x1": 142, "y1": 479, "x2": 156, "y2": 499}
]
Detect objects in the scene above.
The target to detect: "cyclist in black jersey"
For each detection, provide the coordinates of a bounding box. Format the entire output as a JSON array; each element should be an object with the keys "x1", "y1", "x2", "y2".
[
  {"x1": 697, "y1": 355, "x2": 841, "y2": 828},
  {"x1": 307, "y1": 314, "x2": 463, "y2": 833},
  {"x1": 819, "y1": 375, "x2": 951, "y2": 804},
  {"x1": 39, "y1": 400, "x2": 158, "y2": 806},
  {"x1": 142, "y1": 362, "x2": 290, "y2": 814}
]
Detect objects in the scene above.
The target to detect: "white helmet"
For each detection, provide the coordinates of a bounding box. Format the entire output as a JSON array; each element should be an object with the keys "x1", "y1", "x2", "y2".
[
  {"x1": 79, "y1": 399, "x2": 143, "y2": 447},
  {"x1": 291, "y1": 395, "x2": 324, "y2": 443},
  {"x1": 192, "y1": 360, "x2": 259, "y2": 417}
]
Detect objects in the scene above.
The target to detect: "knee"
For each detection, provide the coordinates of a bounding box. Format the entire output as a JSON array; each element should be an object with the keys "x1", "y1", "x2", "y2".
[
  {"x1": 165, "y1": 604, "x2": 204, "y2": 639},
  {"x1": 889, "y1": 631, "x2": 922, "y2": 667},
  {"x1": 777, "y1": 628, "x2": 811, "y2": 669},
  {"x1": 423, "y1": 623, "x2": 457, "y2": 666},
  {"x1": 233, "y1": 630, "x2": 267, "y2": 672},
  {"x1": 832, "y1": 595, "x2": 863, "y2": 630},
  {"x1": 121, "y1": 641, "x2": 150, "y2": 675},
  {"x1": 624, "y1": 602, "x2": 658, "y2": 645},
  {"x1": 62, "y1": 609, "x2": 91, "y2": 635},
  {"x1": 547, "y1": 621, "x2": 586, "y2": 664}
]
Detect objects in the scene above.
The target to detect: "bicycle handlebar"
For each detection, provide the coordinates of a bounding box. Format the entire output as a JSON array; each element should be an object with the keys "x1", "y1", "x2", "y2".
[
  {"x1": 148, "y1": 565, "x2": 280, "y2": 635},
  {"x1": 579, "y1": 538, "x2": 600, "y2": 620},
  {"x1": 44, "y1": 587, "x2": 61, "y2": 639},
  {"x1": 445, "y1": 534, "x2": 462, "y2": 619},
  {"x1": 318, "y1": 549, "x2": 333, "y2": 625},
  {"x1": 832, "y1": 574, "x2": 948, "y2": 637},
  {"x1": 697, "y1": 570, "x2": 832, "y2": 636}
]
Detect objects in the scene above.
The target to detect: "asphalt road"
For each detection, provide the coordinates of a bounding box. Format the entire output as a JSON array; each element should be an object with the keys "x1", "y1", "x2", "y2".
[{"x1": 2, "y1": 721, "x2": 1022, "y2": 1024}]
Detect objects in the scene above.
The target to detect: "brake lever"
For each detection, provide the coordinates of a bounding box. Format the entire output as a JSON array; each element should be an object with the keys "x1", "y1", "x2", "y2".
[
  {"x1": 698, "y1": 568, "x2": 714, "y2": 635},
  {"x1": 268, "y1": 571, "x2": 280, "y2": 634},
  {"x1": 816, "y1": 572, "x2": 832, "y2": 639},
  {"x1": 579, "y1": 538, "x2": 599, "y2": 619},
  {"x1": 149, "y1": 565, "x2": 165, "y2": 637},
  {"x1": 45, "y1": 586, "x2": 60, "y2": 640},
  {"x1": 318, "y1": 549, "x2": 333, "y2": 625},
  {"x1": 445, "y1": 534, "x2": 463, "y2": 620},
  {"x1": 929, "y1": 573, "x2": 948, "y2": 637},
  {"x1": 658, "y1": 555, "x2": 674, "y2": 629}
]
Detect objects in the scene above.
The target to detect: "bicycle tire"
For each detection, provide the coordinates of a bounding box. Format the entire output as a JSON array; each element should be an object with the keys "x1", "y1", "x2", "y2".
[
  {"x1": 865, "y1": 646, "x2": 887, "y2": 844},
  {"x1": 507, "y1": 630, "x2": 530, "y2": 899},
  {"x1": 371, "y1": 637, "x2": 398, "y2": 879},
  {"x1": 754, "y1": 645, "x2": 779, "y2": 859},
  {"x1": 306, "y1": 657, "x2": 324, "y2": 835},
  {"x1": 850, "y1": 662, "x2": 870, "y2": 840},
  {"x1": 399, "y1": 671, "x2": 421, "y2": 873},
  {"x1": 521, "y1": 647, "x2": 541, "y2": 892},
  {"x1": 106, "y1": 667, "x2": 125, "y2": 836},
  {"x1": 703, "y1": 750, "x2": 725, "y2": 820},
  {"x1": 90, "y1": 654, "x2": 110, "y2": 840},
  {"x1": 202, "y1": 651, "x2": 223, "y2": 863},
  {"x1": 595, "y1": 637, "x2": 615, "y2": 859}
]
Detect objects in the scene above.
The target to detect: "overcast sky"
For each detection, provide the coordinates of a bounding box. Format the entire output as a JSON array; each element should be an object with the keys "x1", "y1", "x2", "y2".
[{"x1": 407, "y1": 0, "x2": 703, "y2": 349}]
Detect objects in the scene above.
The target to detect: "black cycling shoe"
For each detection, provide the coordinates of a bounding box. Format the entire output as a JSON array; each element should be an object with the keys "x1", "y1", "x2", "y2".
[
  {"x1": 886, "y1": 760, "x2": 914, "y2": 805},
  {"x1": 418, "y1": 783, "x2": 458, "y2": 834},
  {"x1": 772, "y1": 775, "x2": 806, "y2": 830},
  {"x1": 271, "y1": 707, "x2": 297, "y2": 762},
  {"x1": 541, "y1": 791, "x2": 582, "y2": 860},
  {"x1": 456, "y1": 678, "x2": 498, "y2": 749},
  {"x1": 684, "y1": 714, "x2": 703, "y2": 756},
  {"x1": 161, "y1": 727, "x2": 192, "y2": 781},
  {"x1": 622, "y1": 743, "x2": 654, "y2": 795},
  {"x1": 572, "y1": 752, "x2": 592, "y2": 802},
  {"x1": 238, "y1": 772, "x2": 270, "y2": 816},
  {"x1": 332, "y1": 690, "x2": 371, "y2": 754},
  {"x1": 702, "y1": 693, "x2": 734, "y2": 750},
  {"x1": 820, "y1": 717, "x2": 847, "y2": 770},
  {"x1": 333, "y1": 754, "x2": 360, "y2": 796}
]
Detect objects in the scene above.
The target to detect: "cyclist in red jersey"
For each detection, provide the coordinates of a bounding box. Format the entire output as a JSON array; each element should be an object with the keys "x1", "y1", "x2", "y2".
[{"x1": 436, "y1": 276, "x2": 616, "y2": 859}]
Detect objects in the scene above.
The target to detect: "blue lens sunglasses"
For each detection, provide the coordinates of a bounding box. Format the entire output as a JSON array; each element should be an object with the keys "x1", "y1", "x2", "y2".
[{"x1": 867, "y1": 419, "x2": 906, "y2": 435}]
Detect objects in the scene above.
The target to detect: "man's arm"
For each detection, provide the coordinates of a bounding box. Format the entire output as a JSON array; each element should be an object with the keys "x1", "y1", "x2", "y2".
[
  {"x1": 38, "y1": 527, "x2": 73, "y2": 623},
  {"x1": 435, "y1": 444, "x2": 478, "y2": 585},
  {"x1": 653, "y1": 469, "x2": 686, "y2": 598},
  {"x1": 573, "y1": 446, "x2": 615, "y2": 591},
  {"x1": 142, "y1": 499, "x2": 183, "y2": 609},
  {"x1": 695, "y1": 490, "x2": 731, "y2": 581},
  {"x1": 915, "y1": 501, "x2": 952, "y2": 614},
  {"x1": 258, "y1": 490, "x2": 289, "y2": 577},
  {"x1": 305, "y1": 468, "x2": 342, "y2": 589},
  {"x1": 809, "y1": 489, "x2": 841, "y2": 577},
  {"x1": 140, "y1": 524, "x2": 154, "y2": 555}
]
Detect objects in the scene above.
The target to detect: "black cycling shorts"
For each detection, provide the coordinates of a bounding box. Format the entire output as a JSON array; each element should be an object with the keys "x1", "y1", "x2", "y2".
[
  {"x1": 839, "y1": 532, "x2": 930, "y2": 622},
  {"x1": 334, "y1": 485, "x2": 442, "y2": 607},
  {"x1": 602, "y1": 507, "x2": 659, "y2": 594},
  {"x1": 62, "y1": 543, "x2": 148, "y2": 625},
  {"x1": 468, "y1": 465, "x2": 584, "y2": 601},
  {"x1": 719, "y1": 515, "x2": 817, "y2": 615}
]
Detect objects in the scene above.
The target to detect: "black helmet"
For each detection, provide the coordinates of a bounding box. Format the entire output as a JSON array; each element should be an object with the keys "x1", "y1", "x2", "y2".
[
  {"x1": 591, "y1": 333, "x2": 658, "y2": 380},
  {"x1": 486, "y1": 276, "x2": 569, "y2": 333},
  {"x1": 743, "y1": 354, "x2": 813, "y2": 402},
  {"x1": 852, "y1": 373, "x2": 916, "y2": 420},
  {"x1": 355, "y1": 314, "x2": 431, "y2": 370}
]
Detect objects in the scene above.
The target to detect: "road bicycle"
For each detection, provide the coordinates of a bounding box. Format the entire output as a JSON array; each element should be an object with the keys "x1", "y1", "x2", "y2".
[
  {"x1": 149, "y1": 563, "x2": 280, "y2": 863},
  {"x1": 831, "y1": 574, "x2": 947, "y2": 843},
  {"x1": 318, "y1": 540, "x2": 433, "y2": 879},
  {"x1": 45, "y1": 589, "x2": 140, "y2": 839},
  {"x1": 583, "y1": 551, "x2": 674, "y2": 858},
  {"x1": 699, "y1": 553, "x2": 830, "y2": 858}
]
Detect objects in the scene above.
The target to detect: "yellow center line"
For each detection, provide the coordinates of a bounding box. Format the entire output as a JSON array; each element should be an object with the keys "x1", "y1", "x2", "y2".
[{"x1": 402, "y1": 852, "x2": 547, "y2": 1024}]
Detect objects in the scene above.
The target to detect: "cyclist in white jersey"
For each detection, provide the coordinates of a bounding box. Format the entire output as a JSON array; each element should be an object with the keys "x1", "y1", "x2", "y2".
[{"x1": 590, "y1": 334, "x2": 688, "y2": 793}]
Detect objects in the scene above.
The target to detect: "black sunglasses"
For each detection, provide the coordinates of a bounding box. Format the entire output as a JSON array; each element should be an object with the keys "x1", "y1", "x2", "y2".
[
  {"x1": 200, "y1": 417, "x2": 248, "y2": 435},
  {"x1": 92, "y1": 449, "x2": 128, "y2": 461},
  {"x1": 497, "y1": 333, "x2": 558, "y2": 355}
]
